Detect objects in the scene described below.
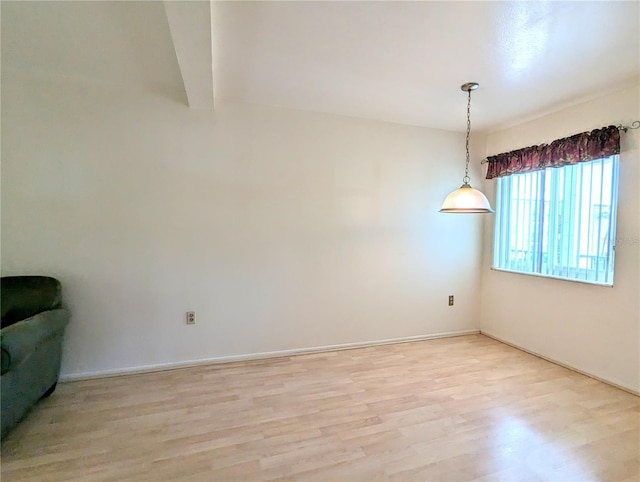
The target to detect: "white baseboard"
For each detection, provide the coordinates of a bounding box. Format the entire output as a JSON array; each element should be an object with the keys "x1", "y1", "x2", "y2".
[
  {"x1": 60, "y1": 329, "x2": 480, "y2": 382},
  {"x1": 481, "y1": 330, "x2": 640, "y2": 396}
]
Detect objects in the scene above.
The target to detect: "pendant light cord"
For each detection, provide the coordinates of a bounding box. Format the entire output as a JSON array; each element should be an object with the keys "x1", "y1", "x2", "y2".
[{"x1": 463, "y1": 89, "x2": 471, "y2": 185}]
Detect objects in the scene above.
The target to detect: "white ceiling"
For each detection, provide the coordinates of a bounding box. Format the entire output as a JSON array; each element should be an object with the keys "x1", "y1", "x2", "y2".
[
  {"x1": 2, "y1": 1, "x2": 639, "y2": 132},
  {"x1": 1, "y1": 1, "x2": 185, "y2": 99}
]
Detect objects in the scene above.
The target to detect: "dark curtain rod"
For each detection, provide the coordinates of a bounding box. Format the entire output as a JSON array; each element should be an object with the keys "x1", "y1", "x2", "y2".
[
  {"x1": 480, "y1": 121, "x2": 640, "y2": 165},
  {"x1": 618, "y1": 120, "x2": 640, "y2": 133}
]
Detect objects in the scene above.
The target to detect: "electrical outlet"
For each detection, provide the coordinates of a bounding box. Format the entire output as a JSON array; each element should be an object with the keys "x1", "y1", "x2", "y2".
[
  {"x1": 448, "y1": 295, "x2": 454, "y2": 306},
  {"x1": 186, "y1": 311, "x2": 196, "y2": 325}
]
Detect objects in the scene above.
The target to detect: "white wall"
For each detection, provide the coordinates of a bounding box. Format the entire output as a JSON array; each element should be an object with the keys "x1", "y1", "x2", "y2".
[
  {"x1": 1, "y1": 69, "x2": 484, "y2": 378},
  {"x1": 480, "y1": 85, "x2": 640, "y2": 392}
]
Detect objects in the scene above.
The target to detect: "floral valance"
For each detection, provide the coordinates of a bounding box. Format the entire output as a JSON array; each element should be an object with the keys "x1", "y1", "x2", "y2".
[{"x1": 485, "y1": 125, "x2": 620, "y2": 179}]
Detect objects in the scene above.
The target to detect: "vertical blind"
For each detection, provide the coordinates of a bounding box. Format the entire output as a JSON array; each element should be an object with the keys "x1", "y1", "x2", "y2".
[{"x1": 493, "y1": 155, "x2": 619, "y2": 285}]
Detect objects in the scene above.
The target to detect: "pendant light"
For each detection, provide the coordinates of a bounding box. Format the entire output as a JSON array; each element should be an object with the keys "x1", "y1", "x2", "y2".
[{"x1": 440, "y1": 82, "x2": 494, "y2": 213}]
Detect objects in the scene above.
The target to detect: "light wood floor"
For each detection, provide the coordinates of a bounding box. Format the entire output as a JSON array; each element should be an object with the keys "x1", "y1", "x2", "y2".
[{"x1": 1, "y1": 334, "x2": 638, "y2": 481}]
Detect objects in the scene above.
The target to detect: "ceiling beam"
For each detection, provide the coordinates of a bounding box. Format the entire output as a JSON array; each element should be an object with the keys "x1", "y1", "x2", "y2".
[{"x1": 163, "y1": 0, "x2": 215, "y2": 109}]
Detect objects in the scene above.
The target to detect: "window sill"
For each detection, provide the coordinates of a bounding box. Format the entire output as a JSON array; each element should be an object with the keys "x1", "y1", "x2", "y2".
[{"x1": 489, "y1": 267, "x2": 614, "y2": 287}]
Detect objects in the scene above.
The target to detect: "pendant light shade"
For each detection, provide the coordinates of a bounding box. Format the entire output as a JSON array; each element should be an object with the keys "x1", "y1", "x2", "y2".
[
  {"x1": 440, "y1": 82, "x2": 494, "y2": 214},
  {"x1": 439, "y1": 183, "x2": 494, "y2": 213}
]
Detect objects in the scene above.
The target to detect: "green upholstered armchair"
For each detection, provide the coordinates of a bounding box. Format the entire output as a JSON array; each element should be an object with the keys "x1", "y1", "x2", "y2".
[{"x1": 1, "y1": 276, "x2": 70, "y2": 439}]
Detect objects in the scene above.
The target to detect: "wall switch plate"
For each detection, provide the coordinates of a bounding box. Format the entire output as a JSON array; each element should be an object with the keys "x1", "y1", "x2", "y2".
[
  {"x1": 448, "y1": 295, "x2": 454, "y2": 306},
  {"x1": 186, "y1": 311, "x2": 196, "y2": 324}
]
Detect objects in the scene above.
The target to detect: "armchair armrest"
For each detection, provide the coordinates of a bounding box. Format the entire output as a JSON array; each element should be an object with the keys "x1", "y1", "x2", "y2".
[{"x1": 1, "y1": 308, "x2": 70, "y2": 375}]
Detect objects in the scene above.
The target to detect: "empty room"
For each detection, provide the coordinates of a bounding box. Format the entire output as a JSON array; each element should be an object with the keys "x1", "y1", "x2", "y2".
[{"x1": 1, "y1": 1, "x2": 638, "y2": 481}]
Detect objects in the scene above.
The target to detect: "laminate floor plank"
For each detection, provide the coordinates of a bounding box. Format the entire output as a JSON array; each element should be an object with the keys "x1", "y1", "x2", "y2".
[{"x1": 1, "y1": 334, "x2": 638, "y2": 481}]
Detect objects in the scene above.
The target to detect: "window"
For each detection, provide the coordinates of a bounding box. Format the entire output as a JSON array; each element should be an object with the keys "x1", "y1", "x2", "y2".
[{"x1": 493, "y1": 155, "x2": 619, "y2": 285}]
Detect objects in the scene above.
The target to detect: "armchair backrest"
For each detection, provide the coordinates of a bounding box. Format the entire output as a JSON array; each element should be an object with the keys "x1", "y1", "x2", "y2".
[{"x1": 1, "y1": 276, "x2": 63, "y2": 329}]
